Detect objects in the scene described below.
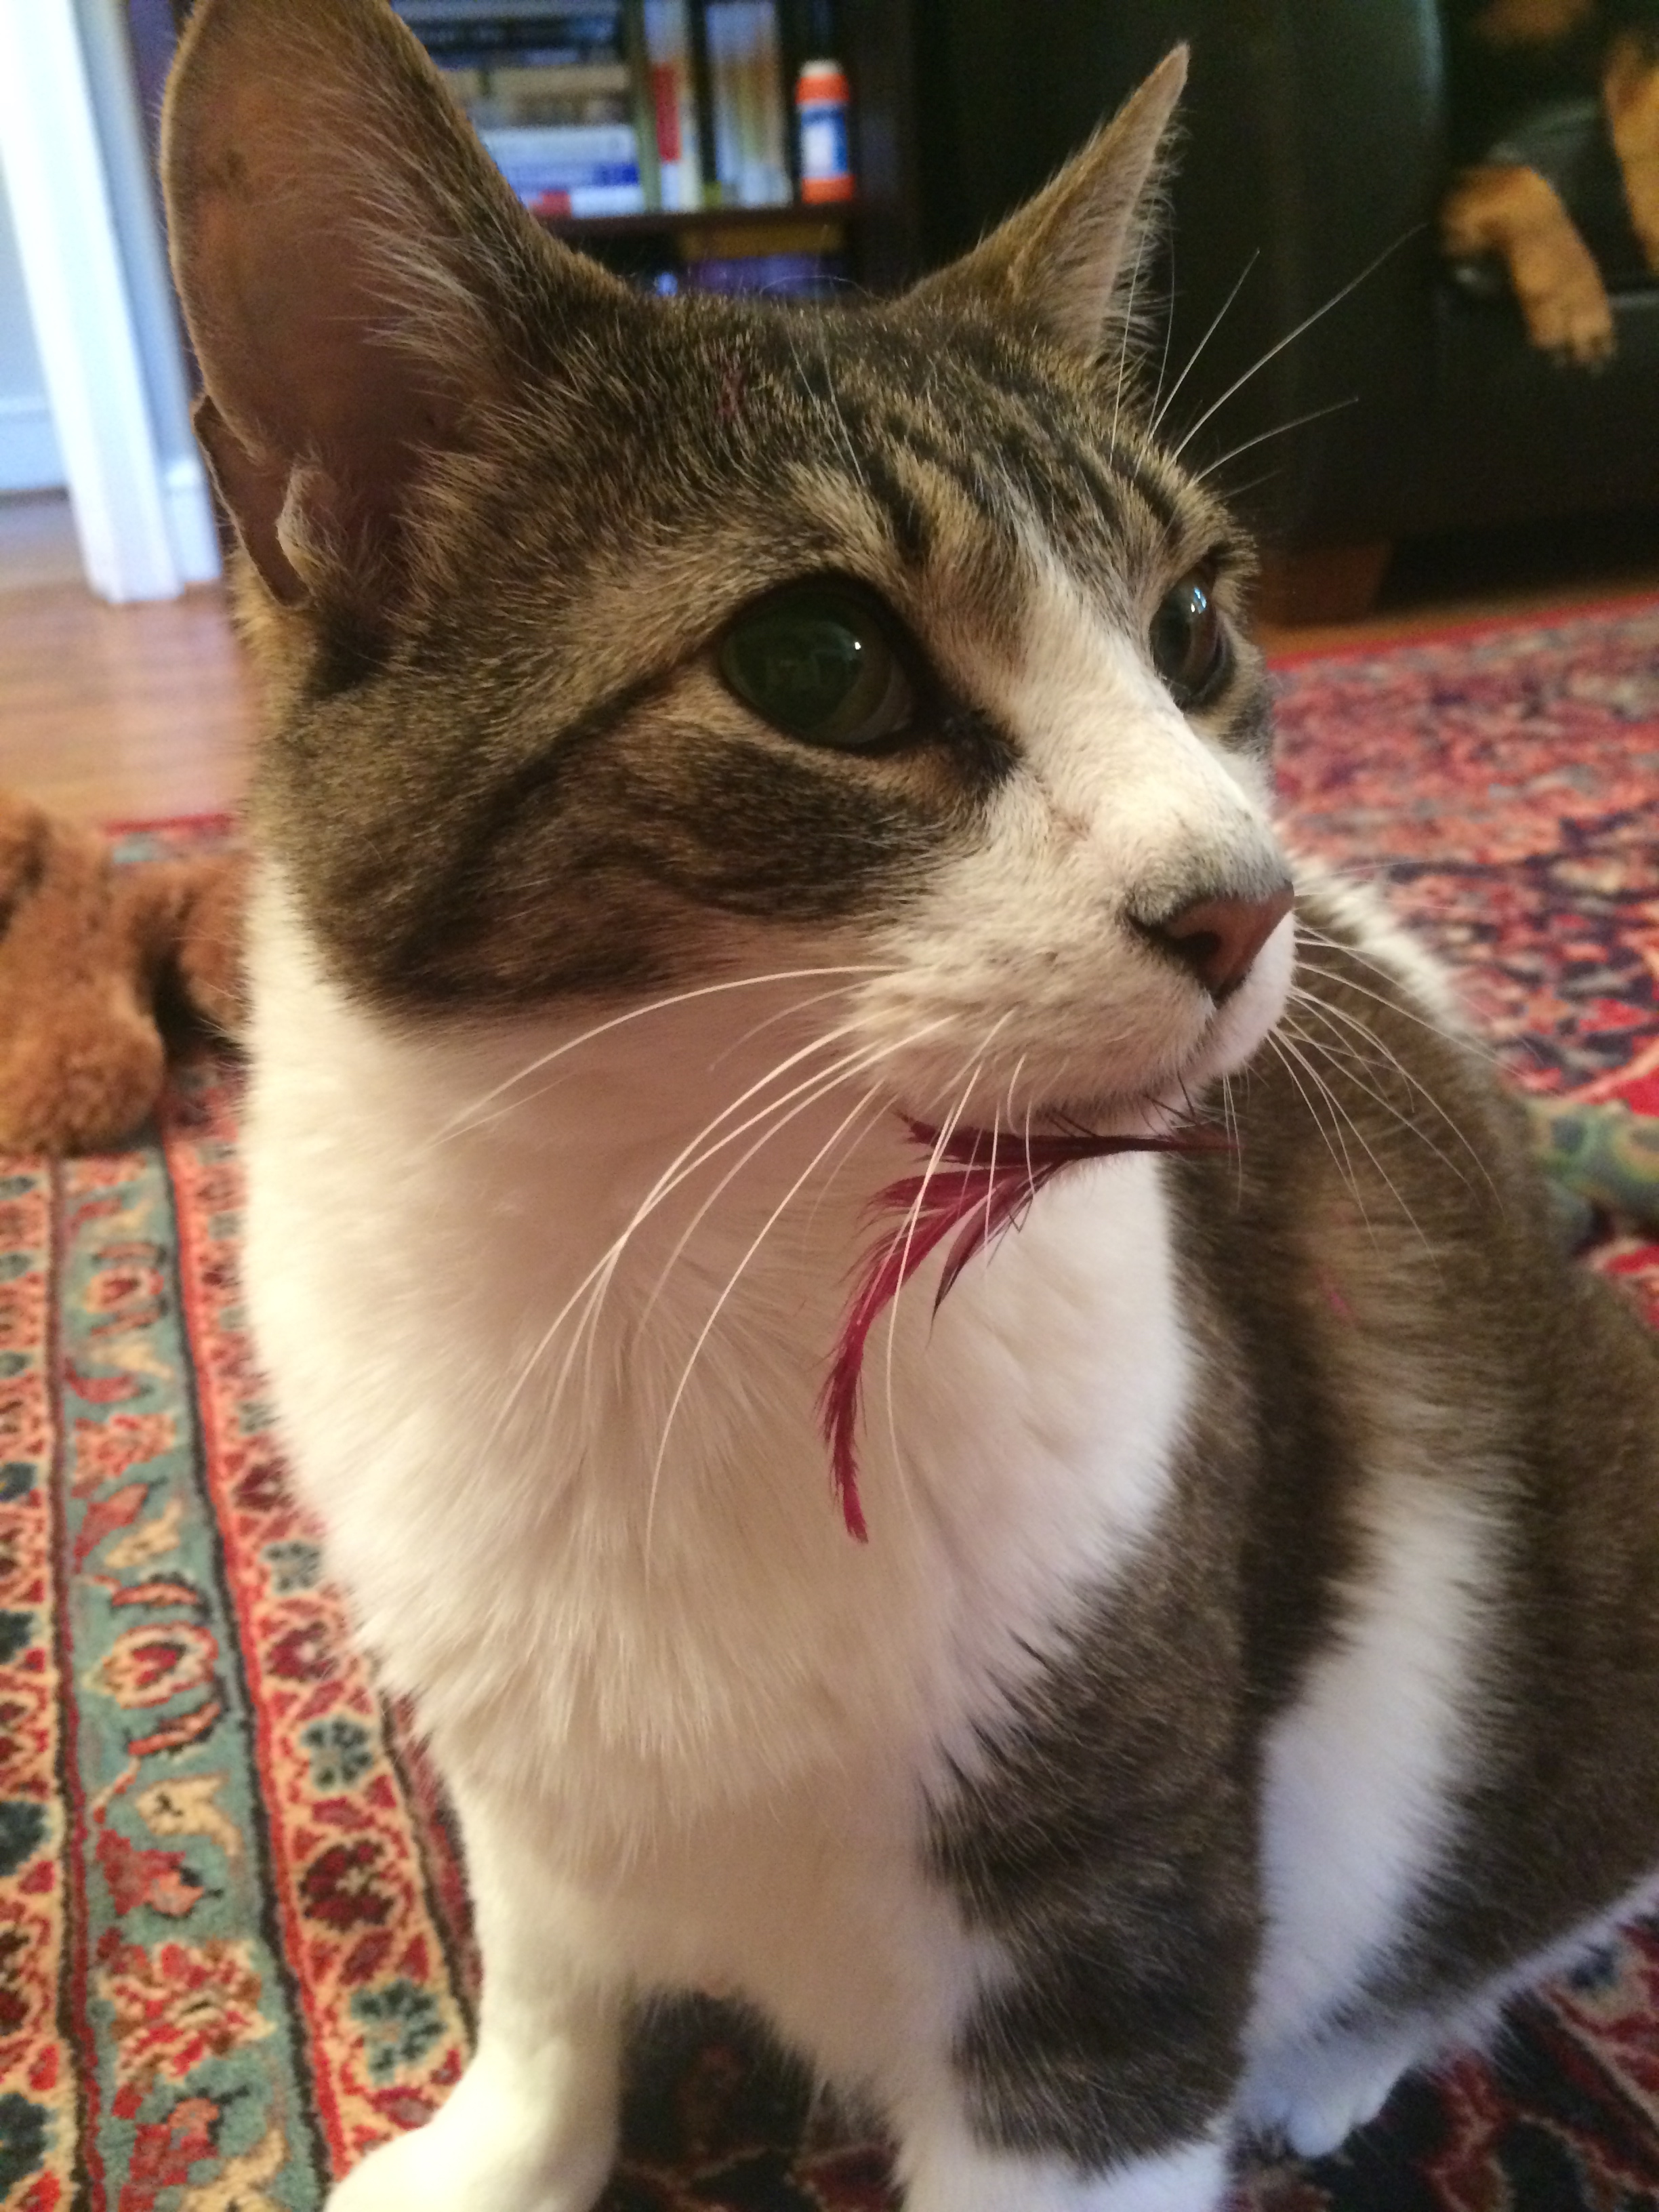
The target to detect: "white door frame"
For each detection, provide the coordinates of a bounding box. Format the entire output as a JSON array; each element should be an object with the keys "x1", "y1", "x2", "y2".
[{"x1": 0, "y1": 0, "x2": 218, "y2": 600}]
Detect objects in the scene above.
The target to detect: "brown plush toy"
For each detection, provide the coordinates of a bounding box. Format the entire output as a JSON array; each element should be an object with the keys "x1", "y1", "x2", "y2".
[{"x1": 0, "y1": 792, "x2": 245, "y2": 1156}]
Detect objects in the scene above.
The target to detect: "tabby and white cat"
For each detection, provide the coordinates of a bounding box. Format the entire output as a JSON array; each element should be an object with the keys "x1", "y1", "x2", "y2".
[{"x1": 163, "y1": 5, "x2": 1659, "y2": 2208}]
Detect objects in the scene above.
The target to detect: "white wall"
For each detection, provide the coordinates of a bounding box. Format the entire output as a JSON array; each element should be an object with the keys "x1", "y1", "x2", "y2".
[
  {"x1": 0, "y1": 0, "x2": 218, "y2": 598},
  {"x1": 0, "y1": 171, "x2": 65, "y2": 493},
  {"x1": 74, "y1": 0, "x2": 202, "y2": 503}
]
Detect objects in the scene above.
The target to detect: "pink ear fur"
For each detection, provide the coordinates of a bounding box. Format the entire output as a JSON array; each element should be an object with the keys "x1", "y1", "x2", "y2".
[{"x1": 162, "y1": 0, "x2": 624, "y2": 615}]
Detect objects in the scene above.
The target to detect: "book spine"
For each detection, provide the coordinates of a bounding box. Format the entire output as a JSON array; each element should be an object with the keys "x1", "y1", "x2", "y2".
[
  {"x1": 410, "y1": 5, "x2": 634, "y2": 136},
  {"x1": 621, "y1": 0, "x2": 662, "y2": 212},
  {"x1": 743, "y1": 1, "x2": 790, "y2": 208},
  {"x1": 705, "y1": 3, "x2": 741, "y2": 206},
  {"x1": 407, "y1": 12, "x2": 630, "y2": 70},
  {"x1": 642, "y1": 0, "x2": 703, "y2": 211},
  {"x1": 705, "y1": 0, "x2": 789, "y2": 209},
  {"x1": 476, "y1": 122, "x2": 647, "y2": 216}
]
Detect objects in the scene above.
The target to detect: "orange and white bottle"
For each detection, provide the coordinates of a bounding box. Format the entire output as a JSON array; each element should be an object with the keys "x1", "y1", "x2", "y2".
[{"x1": 796, "y1": 57, "x2": 854, "y2": 204}]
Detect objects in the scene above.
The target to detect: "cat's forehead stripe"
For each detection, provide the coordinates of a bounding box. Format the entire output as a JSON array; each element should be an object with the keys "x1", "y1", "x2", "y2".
[
  {"x1": 787, "y1": 369, "x2": 1195, "y2": 634},
  {"x1": 806, "y1": 312, "x2": 1187, "y2": 544},
  {"x1": 844, "y1": 445, "x2": 935, "y2": 573}
]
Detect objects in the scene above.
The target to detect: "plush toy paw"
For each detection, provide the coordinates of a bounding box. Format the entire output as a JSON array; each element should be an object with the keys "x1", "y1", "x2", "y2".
[
  {"x1": 1517, "y1": 241, "x2": 1616, "y2": 361},
  {"x1": 0, "y1": 792, "x2": 245, "y2": 1157},
  {"x1": 325, "y1": 2067, "x2": 614, "y2": 2212}
]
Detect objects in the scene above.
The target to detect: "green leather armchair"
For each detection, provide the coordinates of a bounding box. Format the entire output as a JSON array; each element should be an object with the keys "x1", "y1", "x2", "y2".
[{"x1": 913, "y1": 0, "x2": 1659, "y2": 559}]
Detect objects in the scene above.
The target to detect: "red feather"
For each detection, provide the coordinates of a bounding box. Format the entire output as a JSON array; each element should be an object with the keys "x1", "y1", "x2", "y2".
[{"x1": 819, "y1": 1118, "x2": 1233, "y2": 1541}]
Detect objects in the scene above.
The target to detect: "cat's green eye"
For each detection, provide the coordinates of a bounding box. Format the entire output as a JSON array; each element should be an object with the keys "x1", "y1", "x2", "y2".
[
  {"x1": 720, "y1": 586, "x2": 915, "y2": 752},
  {"x1": 1151, "y1": 570, "x2": 1227, "y2": 706}
]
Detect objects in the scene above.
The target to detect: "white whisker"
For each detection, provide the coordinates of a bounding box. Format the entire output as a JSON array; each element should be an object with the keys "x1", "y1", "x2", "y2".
[
  {"x1": 880, "y1": 1025, "x2": 1008, "y2": 1502},
  {"x1": 711, "y1": 979, "x2": 872, "y2": 1067},
  {"x1": 1191, "y1": 394, "x2": 1359, "y2": 487},
  {"x1": 644, "y1": 1081, "x2": 889, "y2": 1556},
  {"x1": 1110, "y1": 215, "x2": 1153, "y2": 453},
  {"x1": 987, "y1": 1051, "x2": 1029, "y2": 1258},
  {"x1": 1169, "y1": 230, "x2": 1416, "y2": 462},
  {"x1": 429, "y1": 966, "x2": 896, "y2": 1145},
  {"x1": 487, "y1": 1015, "x2": 893, "y2": 1446},
  {"x1": 636, "y1": 1019, "x2": 955, "y2": 1333},
  {"x1": 1267, "y1": 1029, "x2": 1377, "y2": 1248},
  {"x1": 557, "y1": 1021, "x2": 928, "y2": 1435},
  {"x1": 1288, "y1": 987, "x2": 1496, "y2": 1200},
  {"x1": 1293, "y1": 946, "x2": 1500, "y2": 1065},
  {"x1": 1149, "y1": 249, "x2": 1258, "y2": 439},
  {"x1": 1218, "y1": 1071, "x2": 1242, "y2": 1204},
  {"x1": 1148, "y1": 238, "x2": 1178, "y2": 428},
  {"x1": 1277, "y1": 1023, "x2": 1437, "y2": 1261}
]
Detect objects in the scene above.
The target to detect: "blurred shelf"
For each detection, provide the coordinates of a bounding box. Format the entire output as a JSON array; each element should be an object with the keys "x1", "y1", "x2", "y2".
[{"x1": 537, "y1": 200, "x2": 867, "y2": 243}]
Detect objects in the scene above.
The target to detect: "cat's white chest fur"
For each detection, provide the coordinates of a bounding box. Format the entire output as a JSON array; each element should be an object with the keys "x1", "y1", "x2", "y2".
[
  {"x1": 242, "y1": 864, "x2": 1502, "y2": 2212},
  {"x1": 242, "y1": 865, "x2": 1190, "y2": 1884},
  {"x1": 242, "y1": 872, "x2": 1218, "y2": 2197}
]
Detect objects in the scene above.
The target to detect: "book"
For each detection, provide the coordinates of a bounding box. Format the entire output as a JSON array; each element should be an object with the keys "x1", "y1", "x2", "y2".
[
  {"x1": 398, "y1": 5, "x2": 628, "y2": 66},
  {"x1": 704, "y1": 1, "x2": 790, "y2": 209},
  {"x1": 398, "y1": 7, "x2": 632, "y2": 131},
  {"x1": 619, "y1": 0, "x2": 661, "y2": 216},
  {"x1": 460, "y1": 62, "x2": 634, "y2": 129},
  {"x1": 476, "y1": 121, "x2": 647, "y2": 215},
  {"x1": 396, "y1": 5, "x2": 646, "y2": 213},
  {"x1": 396, "y1": 1, "x2": 623, "y2": 33},
  {"x1": 641, "y1": 0, "x2": 702, "y2": 213}
]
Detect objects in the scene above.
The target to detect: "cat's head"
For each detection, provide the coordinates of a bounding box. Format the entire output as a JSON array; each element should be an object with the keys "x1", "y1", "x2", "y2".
[{"x1": 164, "y1": 0, "x2": 1293, "y2": 1139}]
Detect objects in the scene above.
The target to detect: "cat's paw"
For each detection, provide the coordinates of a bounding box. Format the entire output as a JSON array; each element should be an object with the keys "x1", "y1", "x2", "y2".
[
  {"x1": 326, "y1": 2089, "x2": 613, "y2": 2212},
  {"x1": 1440, "y1": 164, "x2": 1616, "y2": 365},
  {"x1": 1242, "y1": 2037, "x2": 1414, "y2": 2161},
  {"x1": 901, "y1": 2133, "x2": 1228, "y2": 2211}
]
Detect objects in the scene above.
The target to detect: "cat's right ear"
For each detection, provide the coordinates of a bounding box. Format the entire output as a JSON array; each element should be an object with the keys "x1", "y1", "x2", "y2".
[
  {"x1": 163, "y1": 0, "x2": 625, "y2": 621},
  {"x1": 909, "y1": 47, "x2": 1187, "y2": 363}
]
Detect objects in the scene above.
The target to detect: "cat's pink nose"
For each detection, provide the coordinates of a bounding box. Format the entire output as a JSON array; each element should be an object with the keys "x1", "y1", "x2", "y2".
[{"x1": 1154, "y1": 885, "x2": 1294, "y2": 999}]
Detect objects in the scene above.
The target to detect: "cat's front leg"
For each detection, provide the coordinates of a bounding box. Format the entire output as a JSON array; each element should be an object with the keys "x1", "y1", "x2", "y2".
[
  {"x1": 899, "y1": 2121, "x2": 1229, "y2": 2212},
  {"x1": 891, "y1": 1937, "x2": 1242, "y2": 2212},
  {"x1": 327, "y1": 1794, "x2": 621, "y2": 2212}
]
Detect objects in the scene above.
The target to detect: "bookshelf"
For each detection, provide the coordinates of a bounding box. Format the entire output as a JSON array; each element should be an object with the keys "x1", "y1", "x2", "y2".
[
  {"x1": 539, "y1": 195, "x2": 908, "y2": 293},
  {"x1": 402, "y1": 0, "x2": 920, "y2": 296},
  {"x1": 157, "y1": 0, "x2": 920, "y2": 295},
  {"x1": 537, "y1": 204, "x2": 864, "y2": 238}
]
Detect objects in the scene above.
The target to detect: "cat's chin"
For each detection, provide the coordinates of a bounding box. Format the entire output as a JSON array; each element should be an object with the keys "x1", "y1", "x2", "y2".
[
  {"x1": 861, "y1": 912, "x2": 1297, "y2": 1157},
  {"x1": 890, "y1": 974, "x2": 1294, "y2": 1155},
  {"x1": 1012, "y1": 1097, "x2": 1194, "y2": 1147},
  {"x1": 880, "y1": 1057, "x2": 1250, "y2": 1162}
]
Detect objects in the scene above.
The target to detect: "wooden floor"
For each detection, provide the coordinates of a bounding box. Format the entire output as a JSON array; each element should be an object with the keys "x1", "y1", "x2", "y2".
[
  {"x1": 1260, "y1": 566, "x2": 1659, "y2": 656},
  {"x1": 1, "y1": 533, "x2": 1656, "y2": 826},
  {"x1": 0, "y1": 581, "x2": 255, "y2": 822}
]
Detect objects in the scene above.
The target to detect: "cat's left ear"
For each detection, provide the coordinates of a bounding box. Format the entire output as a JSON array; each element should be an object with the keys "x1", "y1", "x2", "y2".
[
  {"x1": 162, "y1": 0, "x2": 630, "y2": 623},
  {"x1": 910, "y1": 46, "x2": 1187, "y2": 360}
]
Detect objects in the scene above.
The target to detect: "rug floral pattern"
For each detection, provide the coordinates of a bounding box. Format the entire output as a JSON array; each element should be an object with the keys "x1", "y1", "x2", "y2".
[{"x1": 2, "y1": 595, "x2": 1658, "y2": 2208}]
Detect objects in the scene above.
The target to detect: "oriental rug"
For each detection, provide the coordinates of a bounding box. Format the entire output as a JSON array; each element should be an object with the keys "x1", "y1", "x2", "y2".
[{"x1": 2, "y1": 591, "x2": 1658, "y2": 2211}]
